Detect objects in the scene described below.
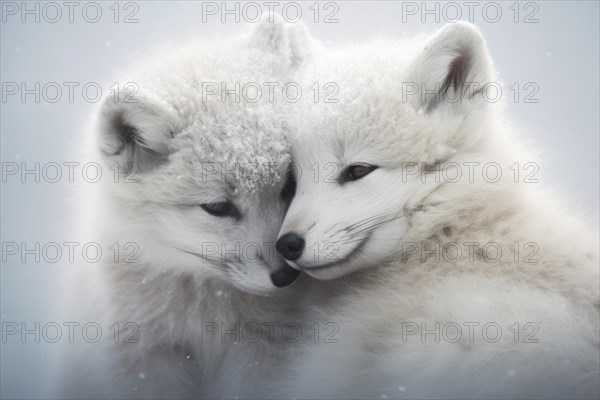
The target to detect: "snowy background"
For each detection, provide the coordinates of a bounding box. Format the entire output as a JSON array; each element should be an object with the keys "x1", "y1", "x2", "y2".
[{"x1": 1, "y1": 1, "x2": 598, "y2": 398}]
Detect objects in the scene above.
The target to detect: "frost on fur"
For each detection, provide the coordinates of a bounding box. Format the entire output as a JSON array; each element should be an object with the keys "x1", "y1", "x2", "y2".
[{"x1": 58, "y1": 17, "x2": 311, "y2": 399}]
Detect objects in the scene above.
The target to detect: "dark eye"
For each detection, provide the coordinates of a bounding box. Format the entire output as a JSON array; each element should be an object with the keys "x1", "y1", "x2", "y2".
[
  {"x1": 281, "y1": 171, "x2": 297, "y2": 201},
  {"x1": 340, "y1": 164, "x2": 378, "y2": 183},
  {"x1": 200, "y1": 201, "x2": 240, "y2": 219}
]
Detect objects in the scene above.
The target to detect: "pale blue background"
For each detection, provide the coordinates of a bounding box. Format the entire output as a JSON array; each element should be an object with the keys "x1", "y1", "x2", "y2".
[{"x1": 1, "y1": 1, "x2": 598, "y2": 398}]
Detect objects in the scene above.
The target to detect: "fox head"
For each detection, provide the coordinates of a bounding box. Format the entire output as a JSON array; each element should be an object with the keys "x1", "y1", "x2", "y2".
[
  {"x1": 277, "y1": 22, "x2": 497, "y2": 279},
  {"x1": 93, "y1": 17, "x2": 310, "y2": 295}
]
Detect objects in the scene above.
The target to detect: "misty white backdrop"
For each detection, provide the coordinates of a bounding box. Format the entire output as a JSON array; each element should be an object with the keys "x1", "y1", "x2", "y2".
[{"x1": 1, "y1": 1, "x2": 598, "y2": 398}]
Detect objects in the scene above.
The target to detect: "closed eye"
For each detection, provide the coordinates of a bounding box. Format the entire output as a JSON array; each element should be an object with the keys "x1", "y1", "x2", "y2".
[
  {"x1": 339, "y1": 163, "x2": 378, "y2": 184},
  {"x1": 200, "y1": 201, "x2": 240, "y2": 219}
]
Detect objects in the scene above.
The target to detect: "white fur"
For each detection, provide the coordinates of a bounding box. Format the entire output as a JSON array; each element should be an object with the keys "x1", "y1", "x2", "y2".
[
  {"x1": 276, "y1": 22, "x2": 600, "y2": 399},
  {"x1": 57, "y1": 20, "x2": 599, "y2": 399},
  {"x1": 57, "y1": 17, "x2": 319, "y2": 399}
]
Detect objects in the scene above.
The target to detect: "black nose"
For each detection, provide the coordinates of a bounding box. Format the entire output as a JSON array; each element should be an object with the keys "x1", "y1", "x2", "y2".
[
  {"x1": 276, "y1": 233, "x2": 305, "y2": 261},
  {"x1": 270, "y1": 265, "x2": 300, "y2": 288}
]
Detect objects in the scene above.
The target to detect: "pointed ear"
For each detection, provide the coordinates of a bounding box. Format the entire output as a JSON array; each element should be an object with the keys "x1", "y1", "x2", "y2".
[
  {"x1": 408, "y1": 22, "x2": 493, "y2": 114},
  {"x1": 285, "y1": 21, "x2": 315, "y2": 69},
  {"x1": 247, "y1": 14, "x2": 314, "y2": 70},
  {"x1": 96, "y1": 91, "x2": 181, "y2": 173}
]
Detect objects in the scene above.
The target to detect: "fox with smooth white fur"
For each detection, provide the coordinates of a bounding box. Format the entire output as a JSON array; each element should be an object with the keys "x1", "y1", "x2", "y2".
[{"x1": 274, "y1": 22, "x2": 600, "y2": 399}]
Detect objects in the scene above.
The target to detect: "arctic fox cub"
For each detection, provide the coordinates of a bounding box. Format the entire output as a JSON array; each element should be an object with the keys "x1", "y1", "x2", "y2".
[
  {"x1": 58, "y1": 18, "x2": 312, "y2": 399},
  {"x1": 276, "y1": 22, "x2": 600, "y2": 399}
]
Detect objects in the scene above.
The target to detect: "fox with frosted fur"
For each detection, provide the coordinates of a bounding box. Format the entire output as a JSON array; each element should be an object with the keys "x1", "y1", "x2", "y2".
[
  {"x1": 57, "y1": 18, "x2": 325, "y2": 399},
  {"x1": 273, "y1": 22, "x2": 600, "y2": 399}
]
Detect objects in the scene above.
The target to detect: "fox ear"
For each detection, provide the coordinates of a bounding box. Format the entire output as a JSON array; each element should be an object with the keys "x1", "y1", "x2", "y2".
[
  {"x1": 286, "y1": 21, "x2": 314, "y2": 69},
  {"x1": 408, "y1": 22, "x2": 493, "y2": 114},
  {"x1": 248, "y1": 14, "x2": 314, "y2": 70},
  {"x1": 96, "y1": 91, "x2": 181, "y2": 173}
]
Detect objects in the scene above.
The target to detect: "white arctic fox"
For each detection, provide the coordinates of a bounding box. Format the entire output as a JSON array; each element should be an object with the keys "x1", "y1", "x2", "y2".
[
  {"x1": 275, "y1": 22, "x2": 600, "y2": 399},
  {"x1": 57, "y1": 18, "x2": 319, "y2": 399}
]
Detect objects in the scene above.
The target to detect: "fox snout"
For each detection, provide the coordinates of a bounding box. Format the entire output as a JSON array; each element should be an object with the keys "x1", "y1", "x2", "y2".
[
  {"x1": 269, "y1": 263, "x2": 301, "y2": 288},
  {"x1": 276, "y1": 233, "x2": 305, "y2": 261}
]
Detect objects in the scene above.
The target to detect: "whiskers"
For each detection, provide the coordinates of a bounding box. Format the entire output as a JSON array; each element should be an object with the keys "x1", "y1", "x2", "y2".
[
  {"x1": 173, "y1": 247, "x2": 230, "y2": 272},
  {"x1": 333, "y1": 211, "x2": 405, "y2": 241}
]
